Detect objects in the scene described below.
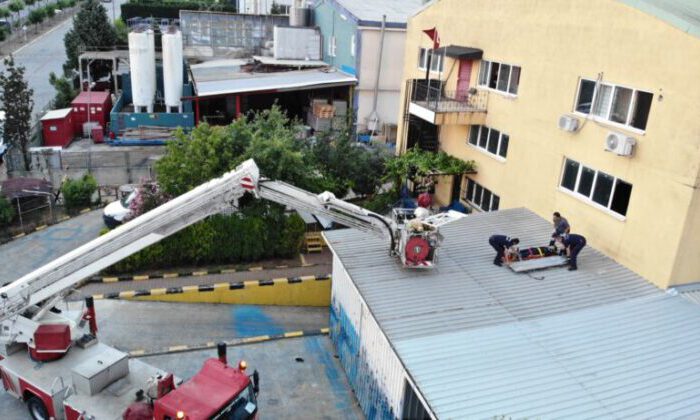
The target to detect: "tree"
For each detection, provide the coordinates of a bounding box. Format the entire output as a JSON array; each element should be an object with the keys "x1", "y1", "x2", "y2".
[
  {"x1": 114, "y1": 17, "x2": 128, "y2": 45},
  {"x1": 8, "y1": 0, "x2": 24, "y2": 23},
  {"x1": 44, "y1": 4, "x2": 56, "y2": 18},
  {"x1": 0, "y1": 7, "x2": 11, "y2": 19},
  {"x1": 270, "y1": 2, "x2": 284, "y2": 14},
  {"x1": 27, "y1": 8, "x2": 45, "y2": 32},
  {"x1": 384, "y1": 146, "x2": 477, "y2": 192},
  {"x1": 48, "y1": 72, "x2": 77, "y2": 109},
  {"x1": 0, "y1": 56, "x2": 34, "y2": 172},
  {"x1": 63, "y1": 0, "x2": 116, "y2": 73}
]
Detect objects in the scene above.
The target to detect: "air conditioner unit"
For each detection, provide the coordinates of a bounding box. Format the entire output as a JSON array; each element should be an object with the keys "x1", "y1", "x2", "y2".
[
  {"x1": 605, "y1": 131, "x2": 636, "y2": 156},
  {"x1": 558, "y1": 115, "x2": 579, "y2": 132}
]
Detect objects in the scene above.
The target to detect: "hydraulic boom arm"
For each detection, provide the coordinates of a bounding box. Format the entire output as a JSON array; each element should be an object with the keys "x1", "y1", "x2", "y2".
[{"x1": 0, "y1": 160, "x2": 394, "y2": 324}]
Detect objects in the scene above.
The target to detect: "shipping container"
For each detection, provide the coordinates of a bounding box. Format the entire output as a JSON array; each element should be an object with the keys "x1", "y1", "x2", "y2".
[
  {"x1": 71, "y1": 91, "x2": 112, "y2": 136},
  {"x1": 40, "y1": 108, "x2": 74, "y2": 147}
]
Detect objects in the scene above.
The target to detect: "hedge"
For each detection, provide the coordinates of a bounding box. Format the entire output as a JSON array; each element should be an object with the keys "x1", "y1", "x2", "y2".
[
  {"x1": 106, "y1": 211, "x2": 305, "y2": 273},
  {"x1": 121, "y1": 2, "x2": 236, "y2": 20}
]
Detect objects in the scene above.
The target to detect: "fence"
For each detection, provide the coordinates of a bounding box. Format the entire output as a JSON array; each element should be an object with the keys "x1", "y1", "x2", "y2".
[{"x1": 408, "y1": 79, "x2": 489, "y2": 113}]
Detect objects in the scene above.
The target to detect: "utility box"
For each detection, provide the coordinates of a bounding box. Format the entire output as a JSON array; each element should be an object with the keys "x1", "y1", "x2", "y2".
[
  {"x1": 71, "y1": 347, "x2": 129, "y2": 396},
  {"x1": 71, "y1": 91, "x2": 112, "y2": 137},
  {"x1": 40, "y1": 108, "x2": 74, "y2": 147}
]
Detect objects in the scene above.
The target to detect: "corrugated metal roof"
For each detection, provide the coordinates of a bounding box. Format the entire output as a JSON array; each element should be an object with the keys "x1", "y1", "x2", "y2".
[
  {"x1": 192, "y1": 68, "x2": 356, "y2": 97},
  {"x1": 332, "y1": 0, "x2": 425, "y2": 26},
  {"x1": 618, "y1": 0, "x2": 700, "y2": 39},
  {"x1": 325, "y1": 208, "x2": 700, "y2": 418}
]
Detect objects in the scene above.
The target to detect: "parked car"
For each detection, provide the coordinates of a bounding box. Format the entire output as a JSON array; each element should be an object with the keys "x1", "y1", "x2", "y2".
[{"x1": 103, "y1": 185, "x2": 136, "y2": 228}]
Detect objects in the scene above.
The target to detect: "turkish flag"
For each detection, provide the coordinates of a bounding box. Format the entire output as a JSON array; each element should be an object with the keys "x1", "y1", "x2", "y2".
[{"x1": 423, "y1": 27, "x2": 440, "y2": 49}]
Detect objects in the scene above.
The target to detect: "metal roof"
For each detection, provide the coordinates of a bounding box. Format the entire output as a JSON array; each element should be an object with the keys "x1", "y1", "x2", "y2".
[
  {"x1": 436, "y1": 45, "x2": 483, "y2": 60},
  {"x1": 331, "y1": 0, "x2": 425, "y2": 26},
  {"x1": 325, "y1": 208, "x2": 700, "y2": 418},
  {"x1": 618, "y1": 0, "x2": 700, "y2": 39},
  {"x1": 40, "y1": 108, "x2": 72, "y2": 121},
  {"x1": 192, "y1": 68, "x2": 356, "y2": 98}
]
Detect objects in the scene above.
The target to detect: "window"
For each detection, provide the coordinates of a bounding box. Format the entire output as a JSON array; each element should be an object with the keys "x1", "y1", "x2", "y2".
[
  {"x1": 575, "y1": 78, "x2": 653, "y2": 131},
  {"x1": 328, "y1": 36, "x2": 337, "y2": 57},
  {"x1": 464, "y1": 178, "x2": 500, "y2": 212},
  {"x1": 467, "y1": 125, "x2": 509, "y2": 159},
  {"x1": 559, "y1": 158, "x2": 633, "y2": 217},
  {"x1": 350, "y1": 35, "x2": 356, "y2": 57},
  {"x1": 478, "y1": 60, "x2": 521, "y2": 95},
  {"x1": 418, "y1": 47, "x2": 444, "y2": 72}
]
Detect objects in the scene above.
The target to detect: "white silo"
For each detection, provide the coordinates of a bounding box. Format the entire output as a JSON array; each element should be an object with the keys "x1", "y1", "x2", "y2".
[
  {"x1": 128, "y1": 29, "x2": 156, "y2": 113},
  {"x1": 162, "y1": 28, "x2": 184, "y2": 113}
]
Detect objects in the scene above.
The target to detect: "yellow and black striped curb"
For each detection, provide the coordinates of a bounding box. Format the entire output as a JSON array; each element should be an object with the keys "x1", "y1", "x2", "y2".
[
  {"x1": 92, "y1": 274, "x2": 332, "y2": 300},
  {"x1": 1, "y1": 205, "x2": 105, "y2": 244},
  {"x1": 88, "y1": 262, "x2": 319, "y2": 283},
  {"x1": 128, "y1": 327, "x2": 330, "y2": 357}
]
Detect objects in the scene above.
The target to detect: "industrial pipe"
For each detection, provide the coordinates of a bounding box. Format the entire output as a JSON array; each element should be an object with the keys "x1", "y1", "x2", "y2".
[{"x1": 217, "y1": 342, "x2": 227, "y2": 365}]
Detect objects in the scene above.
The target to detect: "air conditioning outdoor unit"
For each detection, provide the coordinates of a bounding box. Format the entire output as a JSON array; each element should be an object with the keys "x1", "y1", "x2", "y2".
[
  {"x1": 605, "y1": 131, "x2": 636, "y2": 156},
  {"x1": 558, "y1": 115, "x2": 580, "y2": 132}
]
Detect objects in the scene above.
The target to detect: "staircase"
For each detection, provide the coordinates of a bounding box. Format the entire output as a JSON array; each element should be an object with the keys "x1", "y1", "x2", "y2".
[{"x1": 304, "y1": 232, "x2": 325, "y2": 253}]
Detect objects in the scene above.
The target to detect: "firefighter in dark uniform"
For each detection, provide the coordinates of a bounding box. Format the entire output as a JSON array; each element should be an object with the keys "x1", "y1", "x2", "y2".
[
  {"x1": 559, "y1": 233, "x2": 587, "y2": 271},
  {"x1": 489, "y1": 235, "x2": 520, "y2": 266}
]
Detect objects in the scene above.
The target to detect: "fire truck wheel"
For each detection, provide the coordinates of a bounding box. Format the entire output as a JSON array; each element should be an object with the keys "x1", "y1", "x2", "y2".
[{"x1": 27, "y1": 396, "x2": 49, "y2": 420}]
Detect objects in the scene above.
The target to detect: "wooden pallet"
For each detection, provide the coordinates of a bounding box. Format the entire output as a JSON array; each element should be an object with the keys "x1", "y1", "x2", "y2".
[{"x1": 304, "y1": 232, "x2": 325, "y2": 253}]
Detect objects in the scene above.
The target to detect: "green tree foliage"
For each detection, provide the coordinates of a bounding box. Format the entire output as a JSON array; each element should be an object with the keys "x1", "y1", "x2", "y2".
[
  {"x1": 62, "y1": 174, "x2": 97, "y2": 212},
  {"x1": 63, "y1": 0, "x2": 116, "y2": 73},
  {"x1": 8, "y1": 0, "x2": 24, "y2": 22},
  {"x1": 0, "y1": 195, "x2": 15, "y2": 227},
  {"x1": 44, "y1": 4, "x2": 56, "y2": 18},
  {"x1": 28, "y1": 8, "x2": 46, "y2": 31},
  {"x1": 48, "y1": 72, "x2": 78, "y2": 109},
  {"x1": 113, "y1": 17, "x2": 128, "y2": 45},
  {"x1": 23, "y1": 0, "x2": 35, "y2": 6},
  {"x1": 0, "y1": 56, "x2": 34, "y2": 172},
  {"x1": 384, "y1": 146, "x2": 476, "y2": 190},
  {"x1": 270, "y1": 1, "x2": 284, "y2": 14},
  {"x1": 0, "y1": 7, "x2": 11, "y2": 18}
]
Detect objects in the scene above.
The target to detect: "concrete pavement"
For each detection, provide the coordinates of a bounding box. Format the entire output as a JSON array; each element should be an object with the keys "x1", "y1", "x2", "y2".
[
  {"x1": 0, "y1": 300, "x2": 363, "y2": 419},
  {"x1": 0, "y1": 209, "x2": 103, "y2": 284}
]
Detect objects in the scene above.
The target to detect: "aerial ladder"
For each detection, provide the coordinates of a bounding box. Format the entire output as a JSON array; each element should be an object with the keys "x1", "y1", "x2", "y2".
[{"x1": 0, "y1": 159, "x2": 455, "y2": 420}]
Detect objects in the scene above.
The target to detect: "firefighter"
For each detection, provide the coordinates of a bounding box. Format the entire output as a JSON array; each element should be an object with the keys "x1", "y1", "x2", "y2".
[
  {"x1": 489, "y1": 235, "x2": 520, "y2": 266},
  {"x1": 549, "y1": 212, "x2": 571, "y2": 245},
  {"x1": 556, "y1": 233, "x2": 587, "y2": 271}
]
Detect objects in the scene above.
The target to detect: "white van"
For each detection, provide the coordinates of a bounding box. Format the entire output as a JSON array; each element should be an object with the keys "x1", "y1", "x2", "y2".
[{"x1": 103, "y1": 185, "x2": 137, "y2": 228}]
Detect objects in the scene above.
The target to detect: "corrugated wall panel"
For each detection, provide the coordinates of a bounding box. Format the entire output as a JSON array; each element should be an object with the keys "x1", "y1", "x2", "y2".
[{"x1": 331, "y1": 255, "x2": 409, "y2": 419}]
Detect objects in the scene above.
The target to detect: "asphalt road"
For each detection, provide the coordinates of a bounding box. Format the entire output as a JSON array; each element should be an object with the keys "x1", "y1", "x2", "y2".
[
  {"x1": 0, "y1": 0, "x2": 125, "y2": 119},
  {"x1": 0, "y1": 300, "x2": 363, "y2": 419},
  {"x1": 0, "y1": 209, "x2": 104, "y2": 284}
]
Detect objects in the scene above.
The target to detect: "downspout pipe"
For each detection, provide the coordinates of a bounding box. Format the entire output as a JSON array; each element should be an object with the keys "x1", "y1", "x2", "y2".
[{"x1": 368, "y1": 14, "x2": 386, "y2": 133}]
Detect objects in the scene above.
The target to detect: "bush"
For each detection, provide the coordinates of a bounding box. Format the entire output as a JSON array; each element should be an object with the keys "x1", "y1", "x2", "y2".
[
  {"x1": 106, "y1": 211, "x2": 306, "y2": 273},
  {"x1": 62, "y1": 174, "x2": 97, "y2": 212},
  {"x1": 0, "y1": 195, "x2": 15, "y2": 227},
  {"x1": 24, "y1": 0, "x2": 35, "y2": 6},
  {"x1": 0, "y1": 28, "x2": 7, "y2": 42}
]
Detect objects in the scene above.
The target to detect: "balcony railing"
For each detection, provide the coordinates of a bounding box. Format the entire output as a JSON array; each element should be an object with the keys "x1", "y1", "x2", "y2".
[{"x1": 409, "y1": 80, "x2": 488, "y2": 113}]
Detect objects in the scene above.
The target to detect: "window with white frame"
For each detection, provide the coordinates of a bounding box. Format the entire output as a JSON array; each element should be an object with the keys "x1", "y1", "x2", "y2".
[
  {"x1": 464, "y1": 178, "x2": 500, "y2": 212},
  {"x1": 575, "y1": 78, "x2": 653, "y2": 131},
  {"x1": 328, "y1": 35, "x2": 337, "y2": 57},
  {"x1": 478, "y1": 60, "x2": 521, "y2": 95},
  {"x1": 560, "y1": 158, "x2": 633, "y2": 217},
  {"x1": 468, "y1": 125, "x2": 509, "y2": 158},
  {"x1": 418, "y1": 47, "x2": 444, "y2": 72}
]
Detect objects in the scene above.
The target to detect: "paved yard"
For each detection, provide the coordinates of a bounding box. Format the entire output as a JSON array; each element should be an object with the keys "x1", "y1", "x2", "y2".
[
  {"x1": 0, "y1": 300, "x2": 362, "y2": 419},
  {"x1": 0, "y1": 210, "x2": 104, "y2": 285}
]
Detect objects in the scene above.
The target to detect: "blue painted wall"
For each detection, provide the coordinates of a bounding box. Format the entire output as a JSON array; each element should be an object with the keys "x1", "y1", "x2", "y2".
[
  {"x1": 330, "y1": 301, "x2": 396, "y2": 420},
  {"x1": 314, "y1": 0, "x2": 360, "y2": 77}
]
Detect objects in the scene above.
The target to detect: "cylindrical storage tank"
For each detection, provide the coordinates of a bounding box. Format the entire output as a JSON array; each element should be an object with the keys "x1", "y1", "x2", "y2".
[
  {"x1": 162, "y1": 29, "x2": 184, "y2": 111},
  {"x1": 128, "y1": 29, "x2": 156, "y2": 111},
  {"x1": 289, "y1": 7, "x2": 310, "y2": 27}
]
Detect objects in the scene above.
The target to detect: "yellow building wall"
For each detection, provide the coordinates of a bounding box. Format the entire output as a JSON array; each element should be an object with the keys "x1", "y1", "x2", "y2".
[{"x1": 398, "y1": 0, "x2": 700, "y2": 288}]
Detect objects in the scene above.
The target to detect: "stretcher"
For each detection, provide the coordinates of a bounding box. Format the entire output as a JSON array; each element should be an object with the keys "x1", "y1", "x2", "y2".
[{"x1": 505, "y1": 246, "x2": 570, "y2": 272}]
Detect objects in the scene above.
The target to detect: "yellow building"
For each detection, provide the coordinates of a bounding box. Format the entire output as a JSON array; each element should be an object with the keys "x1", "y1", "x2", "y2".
[{"x1": 397, "y1": 0, "x2": 700, "y2": 289}]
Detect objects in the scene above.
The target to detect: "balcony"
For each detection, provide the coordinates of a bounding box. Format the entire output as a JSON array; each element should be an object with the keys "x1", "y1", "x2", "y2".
[{"x1": 407, "y1": 80, "x2": 488, "y2": 125}]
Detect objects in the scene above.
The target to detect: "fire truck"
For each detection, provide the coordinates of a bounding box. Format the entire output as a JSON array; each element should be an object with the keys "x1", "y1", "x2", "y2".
[{"x1": 0, "y1": 159, "x2": 458, "y2": 419}]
